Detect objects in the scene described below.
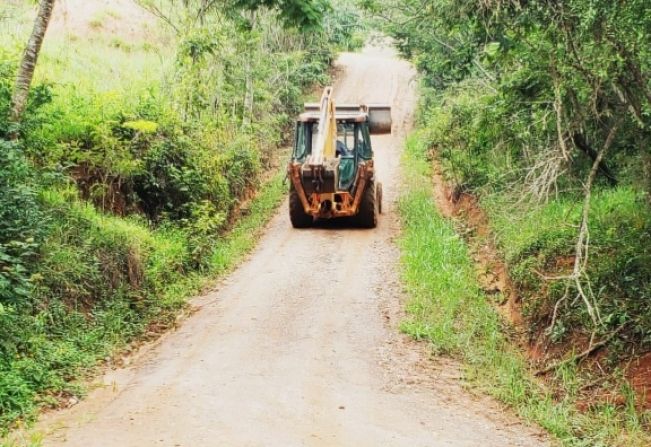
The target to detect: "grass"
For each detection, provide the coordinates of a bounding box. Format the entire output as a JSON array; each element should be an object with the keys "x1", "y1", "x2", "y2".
[
  {"x1": 481, "y1": 187, "x2": 651, "y2": 266},
  {"x1": 210, "y1": 170, "x2": 286, "y2": 274},
  {"x1": 478, "y1": 187, "x2": 651, "y2": 348},
  {"x1": 398, "y1": 132, "x2": 651, "y2": 446},
  {"x1": 0, "y1": 1, "x2": 172, "y2": 94},
  {"x1": 0, "y1": 168, "x2": 287, "y2": 443}
]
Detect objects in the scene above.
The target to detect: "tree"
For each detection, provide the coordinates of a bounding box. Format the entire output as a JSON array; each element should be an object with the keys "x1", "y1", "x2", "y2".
[
  {"x1": 137, "y1": 0, "x2": 329, "y2": 32},
  {"x1": 233, "y1": 0, "x2": 329, "y2": 29},
  {"x1": 9, "y1": 0, "x2": 56, "y2": 129}
]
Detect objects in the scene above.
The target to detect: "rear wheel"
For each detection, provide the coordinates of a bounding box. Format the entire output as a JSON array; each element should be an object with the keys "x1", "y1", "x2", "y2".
[
  {"x1": 357, "y1": 179, "x2": 378, "y2": 228},
  {"x1": 289, "y1": 185, "x2": 312, "y2": 228}
]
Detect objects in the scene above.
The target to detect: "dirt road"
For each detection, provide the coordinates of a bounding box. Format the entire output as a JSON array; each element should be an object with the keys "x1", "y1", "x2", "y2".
[{"x1": 34, "y1": 46, "x2": 549, "y2": 447}]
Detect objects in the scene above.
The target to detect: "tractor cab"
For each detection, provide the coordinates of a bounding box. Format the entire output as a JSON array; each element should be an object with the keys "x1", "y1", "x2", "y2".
[{"x1": 292, "y1": 116, "x2": 374, "y2": 192}]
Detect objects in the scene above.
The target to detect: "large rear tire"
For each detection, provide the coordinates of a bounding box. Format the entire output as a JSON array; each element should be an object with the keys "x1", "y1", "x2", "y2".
[
  {"x1": 289, "y1": 185, "x2": 312, "y2": 228},
  {"x1": 357, "y1": 179, "x2": 378, "y2": 228}
]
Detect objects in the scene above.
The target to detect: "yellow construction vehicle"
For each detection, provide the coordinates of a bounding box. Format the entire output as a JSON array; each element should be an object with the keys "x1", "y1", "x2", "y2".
[{"x1": 287, "y1": 86, "x2": 391, "y2": 228}]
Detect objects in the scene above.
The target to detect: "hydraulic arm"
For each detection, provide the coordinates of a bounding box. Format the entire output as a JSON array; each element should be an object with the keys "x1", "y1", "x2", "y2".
[{"x1": 307, "y1": 86, "x2": 337, "y2": 166}]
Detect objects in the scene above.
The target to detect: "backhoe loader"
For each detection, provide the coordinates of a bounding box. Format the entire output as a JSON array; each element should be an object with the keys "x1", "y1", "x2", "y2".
[{"x1": 287, "y1": 86, "x2": 391, "y2": 228}]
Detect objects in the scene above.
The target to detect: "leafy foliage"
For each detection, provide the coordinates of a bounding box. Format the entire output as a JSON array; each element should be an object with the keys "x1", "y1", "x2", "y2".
[
  {"x1": 374, "y1": 0, "x2": 651, "y2": 346},
  {"x1": 0, "y1": 142, "x2": 45, "y2": 305},
  {"x1": 375, "y1": 0, "x2": 651, "y2": 192},
  {"x1": 233, "y1": 0, "x2": 330, "y2": 29}
]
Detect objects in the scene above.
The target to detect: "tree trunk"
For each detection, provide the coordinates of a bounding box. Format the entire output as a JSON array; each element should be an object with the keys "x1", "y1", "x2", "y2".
[
  {"x1": 9, "y1": 0, "x2": 56, "y2": 128},
  {"x1": 241, "y1": 11, "x2": 257, "y2": 129},
  {"x1": 572, "y1": 133, "x2": 618, "y2": 186},
  {"x1": 242, "y1": 58, "x2": 253, "y2": 128}
]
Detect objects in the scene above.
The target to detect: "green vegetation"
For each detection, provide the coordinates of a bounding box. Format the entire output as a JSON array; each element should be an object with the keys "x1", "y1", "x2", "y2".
[
  {"x1": 371, "y1": 0, "x2": 651, "y2": 444},
  {"x1": 399, "y1": 134, "x2": 651, "y2": 446},
  {"x1": 412, "y1": 84, "x2": 651, "y2": 347},
  {"x1": 0, "y1": 0, "x2": 366, "y2": 432},
  {"x1": 372, "y1": 0, "x2": 651, "y2": 345}
]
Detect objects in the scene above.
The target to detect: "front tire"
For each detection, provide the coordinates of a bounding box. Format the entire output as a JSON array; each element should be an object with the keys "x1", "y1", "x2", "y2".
[
  {"x1": 289, "y1": 185, "x2": 312, "y2": 228},
  {"x1": 357, "y1": 179, "x2": 378, "y2": 228}
]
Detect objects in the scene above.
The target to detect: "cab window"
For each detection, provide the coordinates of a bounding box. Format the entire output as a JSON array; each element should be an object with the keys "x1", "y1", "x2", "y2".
[
  {"x1": 293, "y1": 122, "x2": 308, "y2": 160},
  {"x1": 337, "y1": 123, "x2": 355, "y2": 153},
  {"x1": 358, "y1": 124, "x2": 373, "y2": 159}
]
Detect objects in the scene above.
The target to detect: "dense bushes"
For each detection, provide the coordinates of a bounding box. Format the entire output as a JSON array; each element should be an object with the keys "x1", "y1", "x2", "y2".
[
  {"x1": 408, "y1": 78, "x2": 651, "y2": 357},
  {"x1": 400, "y1": 130, "x2": 651, "y2": 447},
  {"x1": 0, "y1": 128, "x2": 198, "y2": 429},
  {"x1": 0, "y1": 143, "x2": 45, "y2": 303},
  {"x1": 374, "y1": 0, "x2": 651, "y2": 352},
  {"x1": 414, "y1": 81, "x2": 651, "y2": 347},
  {"x1": 483, "y1": 189, "x2": 651, "y2": 344},
  {"x1": 0, "y1": 187, "x2": 194, "y2": 429}
]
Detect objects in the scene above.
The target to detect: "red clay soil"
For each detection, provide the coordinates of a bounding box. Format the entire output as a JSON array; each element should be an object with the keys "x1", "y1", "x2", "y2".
[
  {"x1": 627, "y1": 353, "x2": 651, "y2": 407},
  {"x1": 576, "y1": 351, "x2": 651, "y2": 411},
  {"x1": 430, "y1": 161, "x2": 524, "y2": 327},
  {"x1": 429, "y1": 157, "x2": 651, "y2": 411}
]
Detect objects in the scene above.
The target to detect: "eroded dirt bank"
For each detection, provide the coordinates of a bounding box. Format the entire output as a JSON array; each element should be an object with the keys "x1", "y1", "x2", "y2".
[{"x1": 28, "y1": 46, "x2": 549, "y2": 447}]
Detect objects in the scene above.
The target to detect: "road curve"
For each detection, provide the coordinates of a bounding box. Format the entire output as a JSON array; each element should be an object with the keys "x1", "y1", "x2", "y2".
[{"x1": 35, "y1": 46, "x2": 549, "y2": 447}]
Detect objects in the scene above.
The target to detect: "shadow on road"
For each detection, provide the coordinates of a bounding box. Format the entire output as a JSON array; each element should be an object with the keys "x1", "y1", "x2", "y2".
[{"x1": 297, "y1": 217, "x2": 376, "y2": 231}]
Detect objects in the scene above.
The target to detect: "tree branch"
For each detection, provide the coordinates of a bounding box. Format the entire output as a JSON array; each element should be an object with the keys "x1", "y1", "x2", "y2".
[
  {"x1": 572, "y1": 133, "x2": 618, "y2": 186},
  {"x1": 536, "y1": 323, "x2": 628, "y2": 376}
]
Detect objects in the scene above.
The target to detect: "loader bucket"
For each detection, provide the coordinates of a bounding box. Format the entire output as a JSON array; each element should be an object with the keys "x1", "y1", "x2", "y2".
[
  {"x1": 302, "y1": 102, "x2": 392, "y2": 134},
  {"x1": 366, "y1": 104, "x2": 392, "y2": 134}
]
